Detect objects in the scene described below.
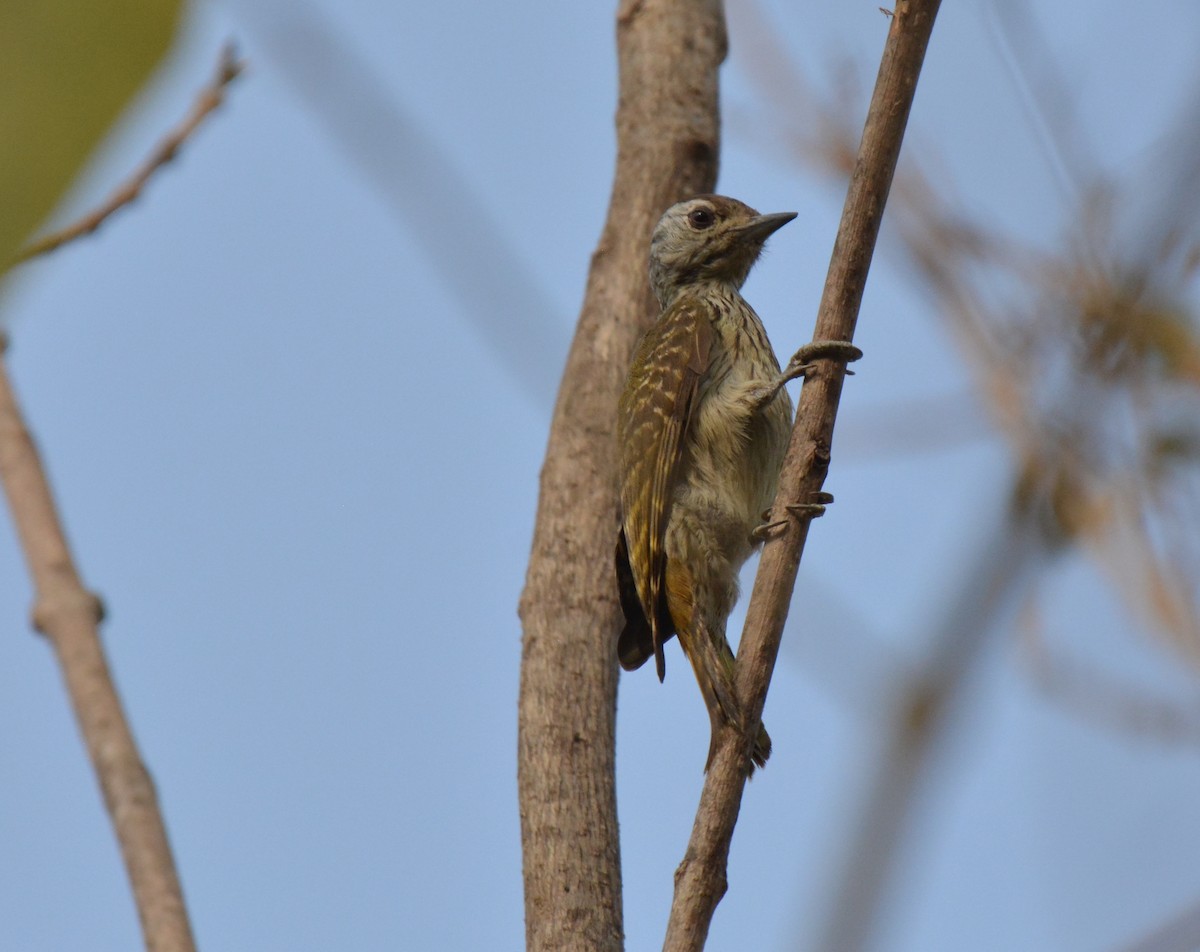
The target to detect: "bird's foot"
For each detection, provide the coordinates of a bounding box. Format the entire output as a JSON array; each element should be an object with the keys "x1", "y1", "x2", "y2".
[
  {"x1": 751, "y1": 492, "x2": 835, "y2": 542},
  {"x1": 747, "y1": 341, "x2": 862, "y2": 411},
  {"x1": 781, "y1": 340, "x2": 863, "y2": 385},
  {"x1": 751, "y1": 517, "x2": 787, "y2": 542}
]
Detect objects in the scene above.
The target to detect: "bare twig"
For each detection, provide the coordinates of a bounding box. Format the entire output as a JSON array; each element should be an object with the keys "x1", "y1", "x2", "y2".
[
  {"x1": 662, "y1": 3, "x2": 942, "y2": 947},
  {"x1": 13, "y1": 43, "x2": 243, "y2": 266},
  {"x1": 0, "y1": 335, "x2": 196, "y2": 952},
  {"x1": 516, "y1": 0, "x2": 727, "y2": 949}
]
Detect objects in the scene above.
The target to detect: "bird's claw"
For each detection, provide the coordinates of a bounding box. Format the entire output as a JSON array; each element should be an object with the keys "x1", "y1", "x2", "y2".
[
  {"x1": 782, "y1": 340, "x2": 863, "y2": 383},
  {"x1": 751, "y1": 518, "x2": 788, "y2": 542},
  {"x1": 752, "y1": 493, "x2": 834, "y2": 541},
  {"x1": 787, "y1": 502, "x2": 827, "y2": 519},
  {"x1": 758, "y1": 492, "x2": 838, "y2": 540}
]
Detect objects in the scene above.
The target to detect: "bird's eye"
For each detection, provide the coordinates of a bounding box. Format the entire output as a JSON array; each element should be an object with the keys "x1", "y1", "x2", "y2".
[{"x1": 687, "y1": 208, "x2": 716, "y2": 229}]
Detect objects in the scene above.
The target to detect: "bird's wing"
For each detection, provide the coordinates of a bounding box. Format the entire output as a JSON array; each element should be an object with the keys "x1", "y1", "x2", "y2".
[
  {"x1": 618, "y1": 296, "x2": 713, "y2": 681},
  {"x1": 615, "y1": 527, "x2": 658, "y2": 671}
]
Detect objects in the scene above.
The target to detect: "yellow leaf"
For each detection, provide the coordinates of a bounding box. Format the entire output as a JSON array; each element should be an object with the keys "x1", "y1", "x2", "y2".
[{"x1": 0, "y1": 0, "x2": 183, "y2": 269}]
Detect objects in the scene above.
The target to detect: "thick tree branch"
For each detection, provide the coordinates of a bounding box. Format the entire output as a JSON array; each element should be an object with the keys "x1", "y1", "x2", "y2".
[
  {"x1": 516, "y1": 0, "x2": 727, "y2": 948},
  {"x1": 0, "y1": 336, "x2": 196, "y2": 952},
  {"x1": 12, "y1": 44, "x2": 243, "y2": 266},
  {"x1": 663, "y1": 3, "x2": 943, "y2": 947}
]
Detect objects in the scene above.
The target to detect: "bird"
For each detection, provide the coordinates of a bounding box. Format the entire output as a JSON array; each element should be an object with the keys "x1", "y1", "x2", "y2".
[{"x1": 615, "y1": 194, "x2": 860, "y2": 772}]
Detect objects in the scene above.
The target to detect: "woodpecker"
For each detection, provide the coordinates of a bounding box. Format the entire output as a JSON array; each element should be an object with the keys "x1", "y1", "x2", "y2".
[{"x1": 616, "y1": 194, "x2": 860, "y2": 771}]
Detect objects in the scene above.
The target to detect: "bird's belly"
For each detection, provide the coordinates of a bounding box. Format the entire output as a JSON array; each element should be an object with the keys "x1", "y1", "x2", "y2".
[{"x1": 675, "y1": 389, "x2": 791, "y2": 564}]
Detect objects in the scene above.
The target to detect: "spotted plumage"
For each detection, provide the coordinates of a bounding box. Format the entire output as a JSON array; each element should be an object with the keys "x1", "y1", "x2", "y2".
[{"x1": 616, "y1": 195, "x2": 801, "y2": 771}]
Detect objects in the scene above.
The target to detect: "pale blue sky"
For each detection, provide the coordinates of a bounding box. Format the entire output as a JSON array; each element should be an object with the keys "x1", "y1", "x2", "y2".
[{"x1": 2, "y1": 2, "x2": 1200, "y2": 950}]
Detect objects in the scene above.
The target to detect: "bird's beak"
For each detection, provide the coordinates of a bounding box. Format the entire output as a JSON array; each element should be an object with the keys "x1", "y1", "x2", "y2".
[{"x1": 737, "y1": 211, "x2": 798, "y2": 243}]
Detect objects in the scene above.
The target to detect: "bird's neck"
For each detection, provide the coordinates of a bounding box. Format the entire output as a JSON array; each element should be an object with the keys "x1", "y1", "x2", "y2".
[{"x1": 656, "y1": 276, "x2": 745, "y2": 311}]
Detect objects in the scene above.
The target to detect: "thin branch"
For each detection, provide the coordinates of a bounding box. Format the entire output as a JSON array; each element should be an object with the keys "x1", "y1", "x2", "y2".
[
  {"x1": 662, "y1": 3, "x2": 943, "y2": 947},
  {"x1": 12, "y1": 43, "x2": 244, "y2": 266},
  {"x1": 517, "y1": 1, "x2": 727, "y2": 949},
  {"x1": 0, "y1": 335, "x2": 196, "y2": 952},
  {"x1": 738, "y1": 2, "x2": 1200, "y2": 946}
]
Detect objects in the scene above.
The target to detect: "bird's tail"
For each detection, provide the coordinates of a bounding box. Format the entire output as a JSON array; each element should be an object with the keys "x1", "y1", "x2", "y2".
[{"x1": 678, "y1": 622, "x2": 772, "y2": 774}]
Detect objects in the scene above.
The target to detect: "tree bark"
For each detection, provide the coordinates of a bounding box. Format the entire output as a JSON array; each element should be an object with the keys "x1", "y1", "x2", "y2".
[
  {"x1": 0, "y1": 337, "x2": 197, "y2": 952},
  {"x1": 663, "y1": 3, "x2": 943, "y2": 948},
  {"x1": 516, "y1": 1, "x2": 727, "y2": 949}
]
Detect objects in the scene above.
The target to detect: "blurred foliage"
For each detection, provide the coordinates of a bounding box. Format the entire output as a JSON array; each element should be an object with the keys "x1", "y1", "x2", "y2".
[{"x1": 0, "y1": 0, "x2": 184, "y2": 270}]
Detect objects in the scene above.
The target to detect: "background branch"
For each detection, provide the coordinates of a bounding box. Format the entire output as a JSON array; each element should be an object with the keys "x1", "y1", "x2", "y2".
[
  {"x1": 0, "y1": 335, "x2": 196, "y2": 952},
  {"x1": 516, "y1": 0, "x2": 727, "y2": 948},
  {"x1": 228, "y1": 1, "x2": 567, "y2": 408},
  {"x1": 12, "y1": 43, "x2": 243, "y2": 266},
  {"x1": 663, "y1": 3, "x2": 943, "y2": 947},
  {"x1": 1121, "y1": 895, "x2": 1200, "y2": 952},
  {"x1": 735, "y1": 5, "x2": 1200, "y2": 942},
  {"x1": 814, "y1": 482, "x2": 1058, "y2": 951}
]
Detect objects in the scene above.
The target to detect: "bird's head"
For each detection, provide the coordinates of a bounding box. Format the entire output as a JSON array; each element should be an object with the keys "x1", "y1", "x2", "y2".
[{"x1": 648, "y1": 195, "x2": 796, "y2": 307}]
